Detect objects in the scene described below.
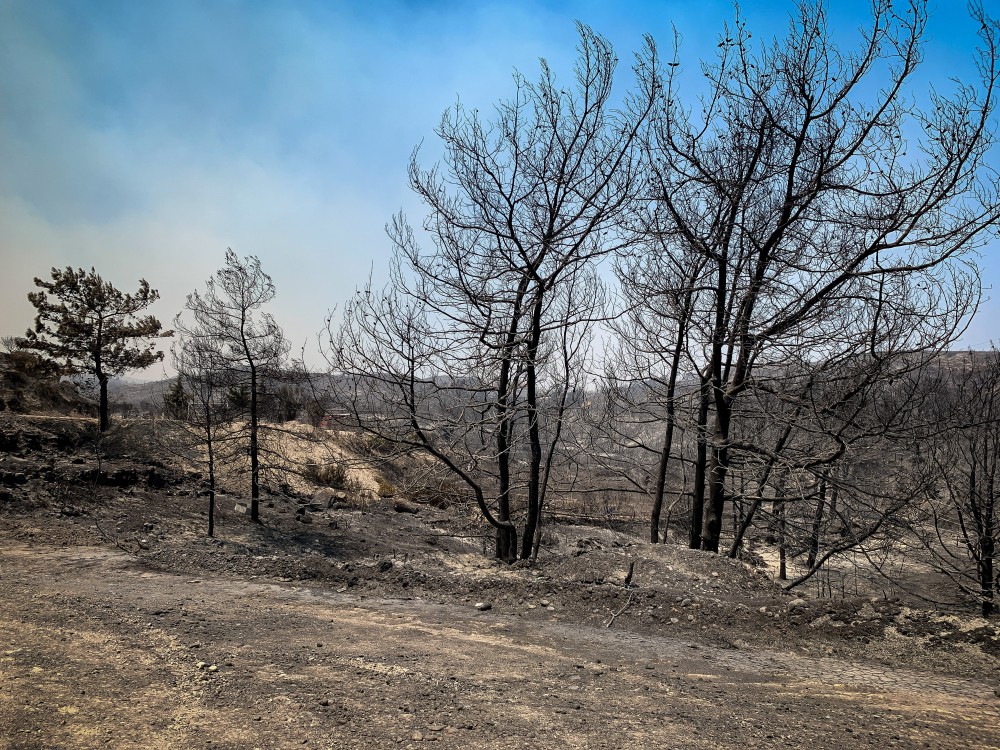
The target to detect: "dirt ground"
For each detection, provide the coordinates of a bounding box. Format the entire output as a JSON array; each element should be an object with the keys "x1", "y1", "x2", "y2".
[{"x1": 3, "y1": 414, "x2": 1000, "y2": 749}]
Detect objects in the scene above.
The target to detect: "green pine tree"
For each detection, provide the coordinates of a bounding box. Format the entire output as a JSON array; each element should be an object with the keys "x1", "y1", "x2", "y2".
[{"x1": 17, "y1": 267, "x2": 168, "y2": 431}]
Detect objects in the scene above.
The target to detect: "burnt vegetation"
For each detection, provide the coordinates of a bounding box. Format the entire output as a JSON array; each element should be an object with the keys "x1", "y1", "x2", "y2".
[{"x1": 4, "y1": 0, "x2": 1000, "y2": 624}]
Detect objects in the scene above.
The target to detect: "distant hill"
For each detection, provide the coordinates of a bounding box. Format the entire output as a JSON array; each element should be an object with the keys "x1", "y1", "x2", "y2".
[{"x1": 105, "y1": 377, "x2": 173, "y2": 411}]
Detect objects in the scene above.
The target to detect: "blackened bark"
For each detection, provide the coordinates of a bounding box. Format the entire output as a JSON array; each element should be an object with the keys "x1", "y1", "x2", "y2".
[
  {"x1": 650, "y1": 424, "x2": 673, "y2": 543},
  {"x1": 98, "y1": 375, "x2": 110, "y2": 433},
  {"x1": 207, "y1": 405, "x2": 216, "y2": 538},
  {"x1": 807, "y1": 476, "x2": 828, "y2": 570},
  {"x1": 982, "y1": 536, "x2": 994, "y2": 618},
  {"x1": 702, "y1": 400, "x2": 732, "y2": 553},
  {"x1": 496, "y1": 279, "x2": 529, "y2": 562},
  {"x1": 249, "y1": 361, "x2": 260, "y2": 523},
  {"x1": 690, "y1": 377, "x2": 710, "y2": 550},
  {"x1": 520, "y1": 294, "x2": 545, "y2": 561},
  {"x1": 777, "y1": 499, "x2": 787, "y2": 580},
  {"x1": 650, "y1": 301, "x2": 691, "y2": 543}
]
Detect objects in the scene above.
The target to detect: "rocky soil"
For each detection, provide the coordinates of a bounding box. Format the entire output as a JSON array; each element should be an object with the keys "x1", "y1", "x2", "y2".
[{"x1": 2, "y1": 413, "x2": 1000, "y2": 749}]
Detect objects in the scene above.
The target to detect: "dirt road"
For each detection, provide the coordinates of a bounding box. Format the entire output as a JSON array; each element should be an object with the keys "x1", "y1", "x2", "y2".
[{"x1": 2, "y1": 543, "x2": 998, "y2": 750}]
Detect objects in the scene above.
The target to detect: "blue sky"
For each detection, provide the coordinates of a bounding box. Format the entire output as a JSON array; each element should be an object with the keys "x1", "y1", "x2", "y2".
[{"x1": 1, "y1": 0, "x2": 997, "y2": 376}]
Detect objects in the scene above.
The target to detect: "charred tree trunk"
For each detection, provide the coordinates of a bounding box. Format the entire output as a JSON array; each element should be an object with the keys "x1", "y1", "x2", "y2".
[
  {"x1": 495, "y1": 280, "x2": 529, "y2": 562},
  {"x1": 777, "y1": 498, "x2": 787, "y2": 580},
  {"x1": 249, "y1": 360, "x2": 260, "y2": 522},
  {"x1": 521, "y1": 294, "x2": 545, "y2": 561},
  {"x1": 98, "y1": 373, "x2": 110, "y2": 433},
  {"x1": 207, "y1": 405, "x2": 216, "y2": 539},
  {"x1": 495, "y1": 373, "x2": 518, "y2": 563},
  {"x1": 650, "y1": 422, "x2": 675, "y2": 544},
  {"x1": 495, "y1": 393, "x2": 517, "y2": 562},
  {"x1": 690, "y1": 376, "x2": 710, "y2": 550},
  {"x1": 650, "y1": 300, "x2": 692, "y2": 543},
  {"x1": 807, "y1": 476, "x2": 828, "y2": 570},
  {"x1": 982, "y1": 533, "x2": 994, "y2": 618},
  {"x1": 702, "y1": 396, "x2": 732, "y2": 553}
]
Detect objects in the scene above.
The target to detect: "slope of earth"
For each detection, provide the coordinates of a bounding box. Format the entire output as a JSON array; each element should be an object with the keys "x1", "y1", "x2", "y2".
[
  {"x1": 0, "y1": 353, "x2": 94, "y2": 416},
  {"x1": 2, "y1": 414, "x2": 1000, "y2": 749}
]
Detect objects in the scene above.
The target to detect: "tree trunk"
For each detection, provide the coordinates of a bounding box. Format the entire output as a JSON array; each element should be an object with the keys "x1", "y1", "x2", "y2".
[
  {"x1": 981, "y1": 536, "x2": 994, "y2": 618},
  {"x1": 496, "y1": 525, "x2": 518, "y2": 563},
  {"x1": 807, "y1": 476, "x2": 828, "y2": 570},
  {"x1": 650, "y1": 310, "x2": 690, "y2": 543},
  {"x1": 495, "y1": 398, "x2": 516, "y2": 561},
  {"x1": 690, "y1": 377, "x2": 710, "y2": 550},
  {"x1": 207, "y1": 406, "x2": 216, "y2": 538},
  {"x1": 982, "y1": 480, "x2": 995, "y2": 617},
  {"x1": 701, "y1": 247, "x2": 731, "y2": 554},
  {"x1": 702, "y1": 446, "x2": 726, "y2": 553},
  {"x1": 777, "y1": 499, "x2": 787, "y2": 580},
  {"x1": 98, "y1": 374, "x2": 110, "y2": 433},
  {"x1": 650, "y1": 423, "x2": 673, "y2": 543},
  {"x1": 701, "y1": 398, "x2": 732, "y2": 553},
  {"x1": 520, "y1": 294, "x2": 545, "y2": 561},
  {"x1": 496, "y1": 405, "x2": 515, "y2": 562},
  {"x1": 249, "y1": 362, "x2": 260, "y2": 523},
  {"x1": 494, "y1": 356, "x2": 516, "y2": 562},
  {"x1": 728, "y1": 495, "x2": 760, "y2": 558},
  {"x1": 494, "y1": 280, "x2": 529, "y2": 562}
]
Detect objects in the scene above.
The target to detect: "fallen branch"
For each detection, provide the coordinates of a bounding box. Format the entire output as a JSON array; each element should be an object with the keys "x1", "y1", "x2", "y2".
[
  {"x1": 605, "y1": 591, "x2": 634, "y2": 629},
  {"x1": 92, "y1": 514, "x2": 139, "y2": 557}
]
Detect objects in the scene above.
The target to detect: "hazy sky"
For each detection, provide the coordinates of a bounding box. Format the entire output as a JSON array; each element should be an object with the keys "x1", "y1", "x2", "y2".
[{"x1": 1, "y1": 0, "x2": 997, "y2": 378}]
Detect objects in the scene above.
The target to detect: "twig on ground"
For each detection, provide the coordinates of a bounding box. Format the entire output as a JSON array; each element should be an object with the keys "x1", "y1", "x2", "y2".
[
  {"x1": 605, "y1": 591, "x2": 634, "y2": 629},
  {"x1": 92, "y1": 514, "x2": 139, "y2": 557}
]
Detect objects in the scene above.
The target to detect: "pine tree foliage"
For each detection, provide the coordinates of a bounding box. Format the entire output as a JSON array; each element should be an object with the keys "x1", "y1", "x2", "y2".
[
  {"x1": 163, "y1": 376, "x2": 190, "y2": 420},
  {"x1": 18, "y1": 266, "x2": 167, "y2": 431}
]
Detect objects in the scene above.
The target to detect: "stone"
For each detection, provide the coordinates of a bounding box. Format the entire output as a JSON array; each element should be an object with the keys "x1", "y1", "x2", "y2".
[
  {"x1": 475, "y1": 602, "x2": 492, "y2": 611},
  {"x1": 312, "y1": 488, "x2": 337, "y2": 508},
  {"x1": 394, "y1": 498, "x2": 420, "y2": 514}
]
